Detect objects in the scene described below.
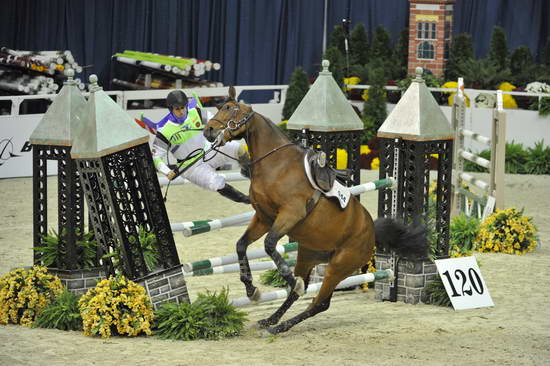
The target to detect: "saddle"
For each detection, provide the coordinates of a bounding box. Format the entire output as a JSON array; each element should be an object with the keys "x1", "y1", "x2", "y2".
[{"x1": 306, "y1": 149, "x2": 352, "y2": 192}]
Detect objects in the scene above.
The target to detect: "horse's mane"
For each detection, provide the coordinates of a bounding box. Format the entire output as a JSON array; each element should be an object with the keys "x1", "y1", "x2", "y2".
[{"x1": 255, "y1": 111, "x2": 297, "y2": 147}]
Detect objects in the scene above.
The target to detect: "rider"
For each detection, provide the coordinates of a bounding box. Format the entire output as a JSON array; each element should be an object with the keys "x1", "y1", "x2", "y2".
[{"x1": 151, "y1": 90, "x2": 250, "y2": 204}]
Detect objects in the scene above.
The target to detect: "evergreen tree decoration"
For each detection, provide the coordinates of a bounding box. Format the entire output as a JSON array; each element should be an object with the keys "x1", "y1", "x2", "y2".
[
  {"x1": 362, "y1": 65, "x2": 387, "y2": 143},
  {"x1": 329, "y1": 25, "x2": 346, "y2": 54},
  {"x1": 510, "y1": 46, "x2": 537, "y2": 86},
  {"x1": 456, "y1": 58, "x2": 511, "y2": 89},
  {"x1": 445, "y1": 33, "x2": 475, "y2": 81},
  {"x1": 370, "y1": 25, "x2": 393, "y2": 62},
  {"x1": 488, "y1": 26, "x2": 509, "y2": 71},
  {"x1": 350, "y1": 23, "x2": 369, "y2": 67},
  {"x1": 323, "y1": 46, "x2": 346, "y2": 86},
  {"x1": 282, "y1": 67, "x2": 310, "y2": 120},
  {"x1": 510, "y1": 46, "x2": 534, "y2": 75},
  {"x1": 394, "y1": 28, "x2": 410, "y2": 80}
]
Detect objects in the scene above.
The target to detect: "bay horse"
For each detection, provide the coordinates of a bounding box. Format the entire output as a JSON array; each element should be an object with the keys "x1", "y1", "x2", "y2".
[{"x1": 204, "y1": 87, "x2": 427, "y2": 334}]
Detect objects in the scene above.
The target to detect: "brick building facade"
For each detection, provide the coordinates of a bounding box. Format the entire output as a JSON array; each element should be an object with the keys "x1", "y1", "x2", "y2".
[{"x1": 407, "y1": 0, "x2": 455, "y2": 76}]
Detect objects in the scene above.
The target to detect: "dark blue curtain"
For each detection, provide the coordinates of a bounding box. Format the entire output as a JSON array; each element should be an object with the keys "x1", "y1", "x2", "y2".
[{"x1": 0, "y1": 0, "x2": 548, "y2": 88}]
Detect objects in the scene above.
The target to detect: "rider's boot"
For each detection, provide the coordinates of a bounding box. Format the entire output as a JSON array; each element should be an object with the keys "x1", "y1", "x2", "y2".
[{"x1": 217, "y1": 183, "x2": 251, "y2": 204}]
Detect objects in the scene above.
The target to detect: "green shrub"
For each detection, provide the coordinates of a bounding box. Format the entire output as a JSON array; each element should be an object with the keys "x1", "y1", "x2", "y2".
[
  {"x1": 322, "y1": 47, "x2": 345, "y2": 86},
  {"x1": 282, "y1": 67, "x2": 310, "y2": 120},
  {"x1": 33, "y1": 229, "x2": 98, "y2": 270},
  {"x1": 488, "y1": 26, "x2": 509, "y2": 72},
  {"x1": 456, "y1": 58, "x2": 511, "y2": 90},
  {"x1": 102, "y1": 226, "x2": 160, "y2": 273},
  {"x1": 504, "y1": 141, "x2": 529, "y2": 174},
  {"x1": 33, "y1": 289, "x2": 82, "y2": 331},
  {"x1": 510, "y1": 46, "x2": 535, "y2": 86},
  {"x1": 445, "y1": 33, "x2": 475, "y2": 81},
  {"x1": 462, "y1": 141, "x2": 547, "y2": 175},
  {"x1": 260, "y1": 268, "x2": 288, "y2": 288},
  {"x1": 350, "y1": 23, "x2": 369, "y2": 66},
  {"x1": 449, "y1": 214, "x2": 480, "y2": 256},
  {"x1": 137, "y1": 226, "x2": 160, "y2": 271},
  {"x1": 362, "y1": 65, "x2": 387, "y2": 143},
  {"x1": 154, "y1": 289, "x2": 247, "y2": 340},
  {"x1": 525, "y1": 140, "x2": 550, "y2": 175},
  {"x1": 424, "y1": 276, "x2": 452, "y2": 307}
]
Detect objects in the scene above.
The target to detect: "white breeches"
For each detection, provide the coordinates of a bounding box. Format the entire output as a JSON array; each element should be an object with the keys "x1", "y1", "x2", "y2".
[{"x1": 180, "y1": 140, "x2": 241, "y2": 191}]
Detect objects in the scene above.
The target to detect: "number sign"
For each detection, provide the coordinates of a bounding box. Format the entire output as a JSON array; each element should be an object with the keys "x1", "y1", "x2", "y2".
[{"x1": 434, "y1": 256, "x2": 494, "y2": 310}]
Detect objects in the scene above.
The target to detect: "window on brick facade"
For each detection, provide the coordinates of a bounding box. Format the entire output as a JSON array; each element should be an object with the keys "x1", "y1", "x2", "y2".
[
  {"x1": 444, "y1": 22, "x2": 451, "y2": 40},
  {"x1": 417, "y1": 22, "x2": 436, "y2": 40},
  {"x1": 444, "y1": 40, "x2": 450, "y2": 59},
  {"x1": 417, "y1": 41, "x2": 435, "y2": 59}
]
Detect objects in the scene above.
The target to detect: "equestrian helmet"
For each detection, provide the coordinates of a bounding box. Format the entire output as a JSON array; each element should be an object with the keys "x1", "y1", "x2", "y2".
[{"x1": 166, "y1": 90, "x2": 188, "y2": 109}]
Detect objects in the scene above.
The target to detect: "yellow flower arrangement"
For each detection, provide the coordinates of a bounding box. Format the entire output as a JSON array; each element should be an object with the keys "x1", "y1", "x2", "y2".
[
  {"x1": 360, "y1": 145, "x2": 371, "y2": 155},
  {"x1": 336, "y1": 148, "x2": 348, "y2": 170},
  {"x1": 442, "y1": 81, "x2": 471, "y2": 106},
  {"x1": 78, "y1": 275, "x2": 154, "y2": 338},
  {"x1": 477, "y1": 208, "x2": 538, "y2": 255},
  {"x1": 497, "y1": 82, "x2": 518, "y2": 109},
  {"x1": 370, "y1": 157, "x2": 380, "y2": 170},
  {"x1": 0, "y1": 266, "x2": 63, "y2": 327},
  {"x1": 343, "y1": 76, "x2": 361, "y2": 92}
]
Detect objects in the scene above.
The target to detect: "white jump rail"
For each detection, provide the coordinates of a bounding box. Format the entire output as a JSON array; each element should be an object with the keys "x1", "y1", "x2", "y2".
[{"x1": 452, "y1": 78, "x2": 506, "y2": 219}]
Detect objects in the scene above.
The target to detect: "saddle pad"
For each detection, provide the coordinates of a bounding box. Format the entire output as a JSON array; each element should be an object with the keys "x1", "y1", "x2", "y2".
[{"x1": 303, "y1": 154, "x2": 351, "y2": 209}]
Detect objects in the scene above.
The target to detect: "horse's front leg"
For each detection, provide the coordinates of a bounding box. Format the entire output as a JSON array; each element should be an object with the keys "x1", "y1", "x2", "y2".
[
  {"x1": 236, "y1": 215, "x2": 269, "y2": 300},
  {"x1": 264, "y1": 210, "x2": 307, "y2": 296}
]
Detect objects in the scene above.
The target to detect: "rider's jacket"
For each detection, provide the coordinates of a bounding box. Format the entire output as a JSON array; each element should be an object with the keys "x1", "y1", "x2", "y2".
[{"x1": 152, "y1": 104, "x2": 207, "y2": 175}]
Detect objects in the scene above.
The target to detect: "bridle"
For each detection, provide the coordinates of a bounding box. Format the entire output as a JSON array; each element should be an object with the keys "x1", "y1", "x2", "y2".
[
  {"x1": 209, "y1": 101, "x2": 255, "y2": 141},
  {"x1": 208, "y1": 100, "x2": 294, "y2": 167}
]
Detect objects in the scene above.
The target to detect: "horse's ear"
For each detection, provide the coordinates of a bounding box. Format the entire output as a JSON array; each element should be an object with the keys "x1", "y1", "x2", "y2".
[{"x1": 228, "y1": 86, "x2": 236, "y2": 101}]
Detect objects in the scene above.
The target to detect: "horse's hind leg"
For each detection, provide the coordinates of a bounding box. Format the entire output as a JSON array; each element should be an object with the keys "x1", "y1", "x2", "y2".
[
  {"x1": 237, "y1": 215, "x2": 270, "y2": 299},
  {"x1": 267, "y1": 247, "x2": 368, "y2": 334},
  {"x1": 258, "y1": 247, "x2": 322, "y2": 328}
]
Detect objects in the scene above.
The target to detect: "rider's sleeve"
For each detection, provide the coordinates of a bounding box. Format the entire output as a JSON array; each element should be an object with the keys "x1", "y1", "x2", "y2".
[{"x1": 152, "y1": 132, "x2": 172, "y2": 176}]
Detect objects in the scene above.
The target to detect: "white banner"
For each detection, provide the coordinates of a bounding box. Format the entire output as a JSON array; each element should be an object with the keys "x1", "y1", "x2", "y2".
[{"x1": 0, "y1": 115, "x2": 57, "y2": 179}]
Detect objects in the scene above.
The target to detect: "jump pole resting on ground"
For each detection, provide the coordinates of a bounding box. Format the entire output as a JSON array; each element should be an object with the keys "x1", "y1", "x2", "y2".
[
  {"x1": 230, "y1": 269, "x2": 395, "y2": 307},
  {"x1": 172, "y1": 178, "x2": 396, "y2": 237},
  {"x1": 181, "y1": 241, "x2": 299, "y2": 273}
]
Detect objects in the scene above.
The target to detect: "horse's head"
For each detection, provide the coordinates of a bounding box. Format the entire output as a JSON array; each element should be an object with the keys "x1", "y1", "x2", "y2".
[{"x1": 204, "y1": 86, "x2": 254, "y2": 146}]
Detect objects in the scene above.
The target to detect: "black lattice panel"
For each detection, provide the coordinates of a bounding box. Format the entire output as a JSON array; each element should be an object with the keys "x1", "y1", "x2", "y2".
[
  {"x1": 435, "y1": 141, "x2": 453, "y2": 256},
  {"x1": 133, "y1": 144, "x2": 180, "y2": 268},
  {"x1": 57, "y1": 147, "x2": 86, "y2": 269},
  {"x1": 377, "y1": 138, "x2": 395, "y2": 219},
  {"x1": 102, "y1": 153, "x2": 149, "y2": 279},
  {"x1": 78, "y1": 160, "x2": 117, "y2": 276},
  {"x1": 33, "y1": 145, "x2": 87, "y2": 269},
  {"x1": 33, "y1": 147, "x2": 48, "y2": 263},
  {"x1": 401, "y1": 142, "x2": 427, "y2": 224}
]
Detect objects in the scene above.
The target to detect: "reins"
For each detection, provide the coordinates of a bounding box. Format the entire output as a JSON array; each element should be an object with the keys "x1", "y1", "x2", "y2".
[{"x1": 211, "y1": 102, "x2": 296, "y2": 169}]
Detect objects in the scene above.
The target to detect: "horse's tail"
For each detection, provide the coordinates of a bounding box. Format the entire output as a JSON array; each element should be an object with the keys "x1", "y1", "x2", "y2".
[{"x1": 373, "y1": 217, "x2": 428, "y2": 259}]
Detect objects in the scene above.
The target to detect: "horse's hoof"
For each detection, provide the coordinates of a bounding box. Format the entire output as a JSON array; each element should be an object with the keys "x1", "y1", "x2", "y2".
[
  {"x1": 249, "y1": 288, "x2": 261, "y2": 302},
  {"x1": 292, "y1": 277, "x2": 305, "y2": 296},
  {"x1": 257, "y1": 319, "x2": 272, "y2": 329}
]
